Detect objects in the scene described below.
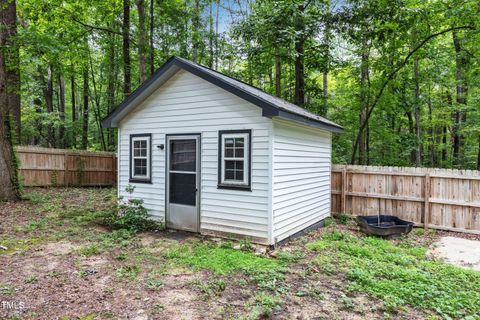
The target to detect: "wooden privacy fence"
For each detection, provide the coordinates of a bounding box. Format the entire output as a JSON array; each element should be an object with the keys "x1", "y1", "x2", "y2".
[
  {"x1": 16, "y1": 146, "x2": 117, "y2": 187},
  {"x1": 331, "y1": 165, "x2": 480, "y2": 235}
]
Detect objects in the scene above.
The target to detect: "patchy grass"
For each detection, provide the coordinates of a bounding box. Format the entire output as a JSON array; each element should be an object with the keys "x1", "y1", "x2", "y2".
[
  {"x1": 164, "y1": 243, "x2": 286, "y2": 275},
  {"x1": 307, "y1": 230, "x2": 480, "y2": 318}
]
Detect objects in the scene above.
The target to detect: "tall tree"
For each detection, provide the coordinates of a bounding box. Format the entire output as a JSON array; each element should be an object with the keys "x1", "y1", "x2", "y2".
[
  {"x1": 149, "y1": 0, "x2": 155, "y2": 75},
  {"x1": 137, "y1": 0, "x2": 147, "y2": 83},
  {"x1": 3, "y1": 0, "x2": 19, "y2": 140},
  {"x1": 58, "y1": 74, "x2": 66, "y2": 148},
  {"x1": 81, "y1": 69, "x2": 89, "y2": 149},
  {"x1": 0, "y1": 0, "x2": 20, "y2": 200},
  {"x1": 452, "y1": 31, "x2": 467, "y2": 166},
  {"x1": 293, "y1": 2, "x2": 306, "y2": 106},
  {"x1": 123, "y1": 0, "x2": 131, "y2": 96}
]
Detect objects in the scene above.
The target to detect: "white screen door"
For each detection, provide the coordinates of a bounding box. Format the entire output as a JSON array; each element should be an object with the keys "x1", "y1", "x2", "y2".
[{"x1": 166, "y1": 135, "x2": 200, "y2": 232}]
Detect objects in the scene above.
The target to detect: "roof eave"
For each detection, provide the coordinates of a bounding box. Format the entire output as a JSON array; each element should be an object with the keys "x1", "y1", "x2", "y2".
[{"x1": 275, "y1": 110, "x2": 344, "y2": 133}]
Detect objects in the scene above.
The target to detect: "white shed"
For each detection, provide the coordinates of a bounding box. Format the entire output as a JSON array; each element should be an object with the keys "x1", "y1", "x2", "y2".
[{"x1": 102, "y1": 57, "x2": 343, "y2": 245}]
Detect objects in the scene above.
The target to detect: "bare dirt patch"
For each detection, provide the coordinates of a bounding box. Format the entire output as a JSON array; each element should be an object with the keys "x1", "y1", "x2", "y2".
[{"x1": 429, "y1": 236, "x2": 480, "y2": 271}]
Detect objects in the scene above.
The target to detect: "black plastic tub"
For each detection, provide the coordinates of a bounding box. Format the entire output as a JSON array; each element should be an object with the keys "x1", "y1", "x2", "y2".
[{"x1": 356, "y1": 215, "x2": 414, "y2": 237}]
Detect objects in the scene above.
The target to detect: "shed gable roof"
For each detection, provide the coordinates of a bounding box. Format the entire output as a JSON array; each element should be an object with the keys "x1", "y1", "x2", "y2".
[{"x1": 101, "y1": 56, "x2": 343, "y2": 133}]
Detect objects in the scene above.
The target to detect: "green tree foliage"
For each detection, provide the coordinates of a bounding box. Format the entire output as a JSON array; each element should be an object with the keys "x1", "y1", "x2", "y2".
[{"x1": 14, "y1": 0, "x2": 480, "y2": 169}]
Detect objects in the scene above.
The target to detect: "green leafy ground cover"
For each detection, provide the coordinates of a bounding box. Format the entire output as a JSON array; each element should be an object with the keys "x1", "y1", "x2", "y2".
[{"x1": 308, "y1": 230, "x2": 480, "y2": 318}]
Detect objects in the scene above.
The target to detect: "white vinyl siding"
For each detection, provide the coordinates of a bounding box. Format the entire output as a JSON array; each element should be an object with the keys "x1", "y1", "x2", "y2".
[
  {"x1": 118, "y1": 70, "x2": 272, "y2": 243},
  {"x1": 272, "y1": 118, "x2": 332, "y2": 243}
]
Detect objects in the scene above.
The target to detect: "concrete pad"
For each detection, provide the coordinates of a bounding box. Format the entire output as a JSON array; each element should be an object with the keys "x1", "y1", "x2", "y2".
[{"x1": 429, "y1": 236, "x2": 480, "y2": 272}]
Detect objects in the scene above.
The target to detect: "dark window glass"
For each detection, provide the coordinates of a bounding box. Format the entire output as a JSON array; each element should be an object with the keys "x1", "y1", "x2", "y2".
[
  {"x1": 234, "y1": 148, "x2": 244, "y2": 158},
  {"x1": 226, "y1": 161, "x2": 235, "y2": 170},
  {"x1": 169, "y1": 173, "x2": 196, "y2": 206},
  {"x1": 235, "y1": 170, "x2": 244, "y2": 180},
  {"x1": 225, "y1": 148, "x2": 234, "y2": 157},
  {"x1": 236, "y1": 161, "x2": 244, "y2": 170},
  {"x1": 224, "y1": 160, "x2": 244, "y2": 182},
  {"x1": 170, "y1": 139, "x2": 196, "y2": 172},
  {"x1": 225, "y1": 170, "x2": 235, "y2": 180},
  {"x1": 134, "y1": 159, "x2": 147, "y2": 176}
]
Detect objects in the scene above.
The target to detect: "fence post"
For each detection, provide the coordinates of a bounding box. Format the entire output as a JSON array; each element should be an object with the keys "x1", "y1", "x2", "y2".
[
  {"x1": 341, "y1": 167, "x2": 347, "y2": 213},
  {"x1": 64, "y1": 152, "x2": 69, "y2": 187},
  {"x1": 424, "y1": 173, "x2": 430, "y2": 230}
]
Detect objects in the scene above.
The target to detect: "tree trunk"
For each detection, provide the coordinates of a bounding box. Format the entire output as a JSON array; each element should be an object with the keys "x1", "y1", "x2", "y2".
[
  {"x1": 58, "y1": 74, "x2": 66, "y2": 148},
  {"x1": 43, "y1": 64, "x2": 54, "y2": 147},
  {"x1": 322, "y1": 71, "x2": 328, "y2": 116},
  {"x1": 208, "y1": 0, "x2": 214, "y2": 68},
  {"x1": 137, "y1": 0, "x2": 147, "y2": 83},
  {"x1": 407, "y1": 110, "x2": 416, "y2": 164},
  {"x1": 71, "y1": 74, "x2": 76, "y2": 123},
  {"x1": 274, "y1": 52, "x2": 281, "y2": 97},
  {"x1": 192, "y1": 0, "x2": 200, "y2": 63},
  {"x1": 3, "y1": 0, "x2": 20, "y2": 141},
  {"x1": 149, "y1": 0, "x2": 154, "y2": 75},
  {"x1": 88, "y1": 51, "x2": 107, "y2": 151},
  {"x1": 321, "y1": 0, "x2": 331, "y2": 116},
  {"x1": 427, "y1": 82, "x2": 434, "y2": 166},
  {"x1": 214, "y1": 0, "x2": 219, "y2": 69},
  {"x1": 358, "y1": 41, "x2": 370, "y2": 165},
  {"x1": 107, "y1": 34, "x2": 117, "y2": 149},
  {"x1": 452, "y1": 31, "x2": 467, "y2": 166},
  {"x1": 81, "y1": 69, "x2": 89, "y2": 149},
  {"x1": 123, "y1": 0, "x2": 131, "y2": 97},
  {"x1": 413, "y1": 57, "x2": 422, "y2": 166},
  {"x1": 0, "y1": 0, "x2": 20, "y2": 201},
  {"x1": 443, "y1": 92, "x2": 453, "y2": 163},
  {"x1": 294, "y1": 4, "x2": 306, "y2": 107}
]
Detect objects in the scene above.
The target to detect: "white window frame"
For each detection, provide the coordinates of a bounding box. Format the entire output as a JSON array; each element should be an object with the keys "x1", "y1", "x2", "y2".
[
  {"x1": 220, "y1": 132, "x2": 250, "y2": 187},
  {"x1": 130, "y1": 135, "x2": 151, "y2": 181}
]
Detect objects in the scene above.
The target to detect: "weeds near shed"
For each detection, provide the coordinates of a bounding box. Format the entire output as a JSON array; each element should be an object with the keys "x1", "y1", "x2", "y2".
[
  {"x1": 145, "y1": 277, "x2": 164, "y2": 291},
  {"x1": 116, "y1": 265, "x2": 141, "y2": 280},
  {"x1": 78, "y1": 244, "x2": 100, "y2": 256},
  {"x1": 100, "y1": 185, "x2": 162, "y2": 233},
  {"x1": 249, "y1": 291, "x2": 282, "y2": 318},
  {"x1": 164, "y1": 242, "x2": 285, "y2": 275},
  {"x1": 193, "y1": 278, "x2": 226, "y2": 296}
]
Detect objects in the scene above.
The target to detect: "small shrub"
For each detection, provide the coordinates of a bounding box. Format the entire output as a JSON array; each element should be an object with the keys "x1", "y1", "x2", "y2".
[
  {"x1": 323, "y1": 217, "x2": 334, "y2": 227},
  {"x1": 239, "y1": 237, "x2": 255, "y2": 252},
  {"x1": 100, "y1": 185, "x2": 162, "y2": 233},
  {"x1": 337, "y1": 213, "x2": 350, "y2": 225}
]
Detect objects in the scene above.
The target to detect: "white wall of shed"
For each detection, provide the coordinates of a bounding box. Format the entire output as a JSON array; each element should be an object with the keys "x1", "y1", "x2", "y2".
[
  {"x1": 272, "y1": 118, "x2": 332, "y2": 242},
  {"x1": 117, "y1": 69, "x2": 273, "y2": 243}
]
